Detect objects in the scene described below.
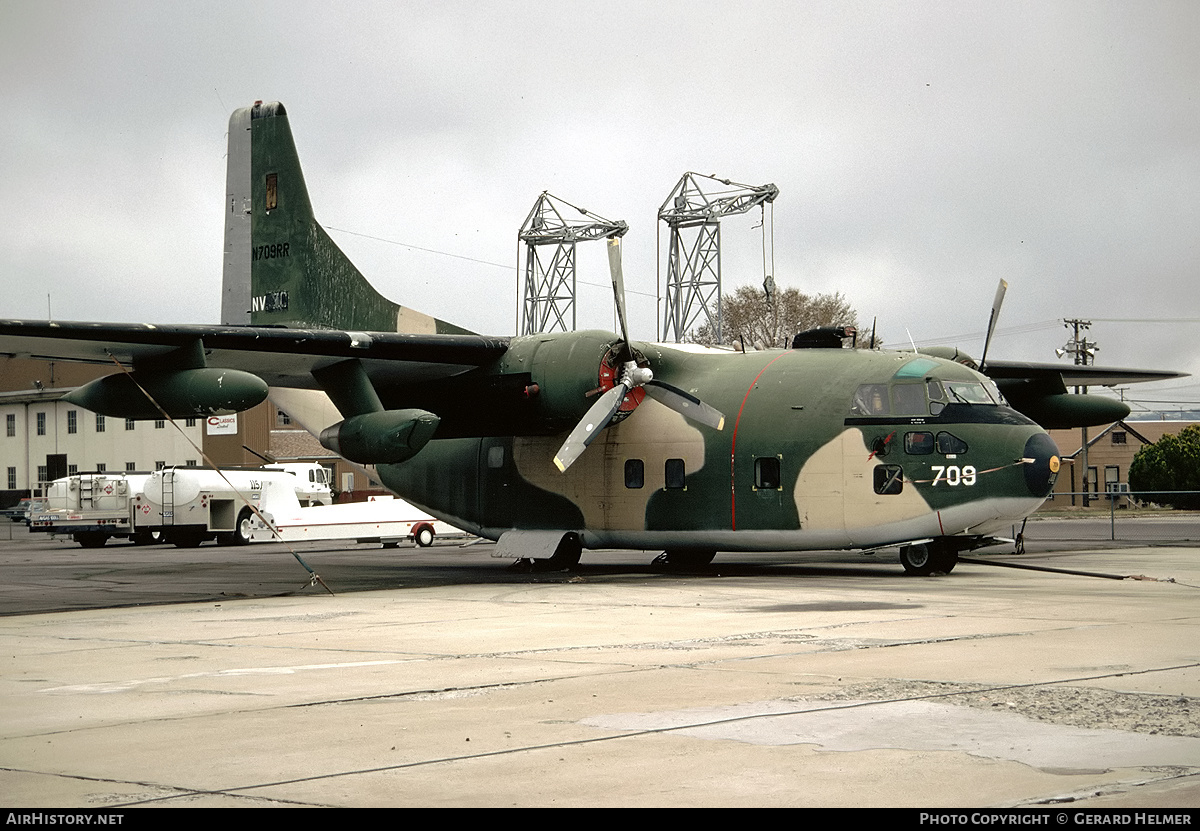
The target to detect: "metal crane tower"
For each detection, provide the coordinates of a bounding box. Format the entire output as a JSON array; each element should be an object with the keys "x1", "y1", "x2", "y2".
[
  {"x1": 658, "y1": 173, "x2": 779, "y2": 344},
  {"x1": 518, "y1": 192, "x2": 628, "y2": 335}
]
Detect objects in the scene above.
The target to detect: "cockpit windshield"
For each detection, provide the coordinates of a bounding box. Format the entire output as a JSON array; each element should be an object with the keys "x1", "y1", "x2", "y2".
[{"x1": 848, "y1": 359, "x2": 1006, "y2": 418}]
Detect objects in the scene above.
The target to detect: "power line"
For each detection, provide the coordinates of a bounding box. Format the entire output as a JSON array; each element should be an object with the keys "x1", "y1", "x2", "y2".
[{"x1": 325, "y1": 225, "x2": 657, "y2": 299}]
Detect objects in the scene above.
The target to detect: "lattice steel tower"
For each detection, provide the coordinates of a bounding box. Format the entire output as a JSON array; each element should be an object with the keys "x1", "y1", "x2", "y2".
[
  {"x1": 658, "y1": 173, "x2": 779, "y2": 344},
  {"x1": 518, "y1": 192, "x2": 627, "y2": 335}
]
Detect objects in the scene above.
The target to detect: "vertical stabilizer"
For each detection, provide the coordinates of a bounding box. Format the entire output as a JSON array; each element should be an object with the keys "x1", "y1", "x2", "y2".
[{"x1": 221, "y1": 101, "x2": 470, "y2": 334}]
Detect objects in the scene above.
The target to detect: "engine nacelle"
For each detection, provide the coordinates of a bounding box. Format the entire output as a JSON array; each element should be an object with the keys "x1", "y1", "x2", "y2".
[
  {"x1": 63, "y1": 368, "x2": 268, "y2": 419},
  {"x1": 1000, "y1": 388, "x2": 1130, "y2": 429},
  {"x1": 319, "y1": 409, "x2": 440, "y2": 464}
]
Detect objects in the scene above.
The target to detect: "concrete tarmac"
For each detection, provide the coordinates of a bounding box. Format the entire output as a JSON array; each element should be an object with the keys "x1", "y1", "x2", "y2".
[{"x1": 2, "y1": 521, "x2": 1198, "y2": 808}]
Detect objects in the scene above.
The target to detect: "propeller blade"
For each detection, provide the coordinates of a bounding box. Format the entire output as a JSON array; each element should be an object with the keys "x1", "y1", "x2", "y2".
[
  {"x1": 607, "y1": 237, "x2": 632, "y2": 360},
  {"x1": 644, "y1": 380, "x2": 726, "y2": 431},
  {"x1": 553, "y1": 384, "x2": 628, "y2": 472},
  {"x1": 978, "y1": 279, "x2": 1008, "y2": 372}
]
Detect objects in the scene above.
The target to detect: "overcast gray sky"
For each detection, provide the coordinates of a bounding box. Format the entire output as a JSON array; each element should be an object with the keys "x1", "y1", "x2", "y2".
[{"x1": 2, "y1": 1, "x2": 1197, "y2": 414}]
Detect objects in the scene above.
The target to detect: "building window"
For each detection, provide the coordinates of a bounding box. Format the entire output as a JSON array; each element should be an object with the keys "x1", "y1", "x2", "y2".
[
  {"x1": 1112, "y1": 431, "x2": 1127, "y2": 445},
  {"x1": 96, "y1": 463, "x2": 106, "y2": 473},
  {"x1": 126, "y1": 462, "x2": 137, "y2": 472},
  {"x1": 36, "y1": 412, "x2": 46, "y2": 436},
  {"x1": 185, "y1": 418, "x2": 197, "y2": 427},
  {"x1": 1105, "y1": 466, "x2": 1120, "y2": 492},
  {"x1": 155, "y1": 461, "x2": 166, "y2": 471},
  {"x1": 68, "y1": 464, "x2": 78, "y2": 475},
  {"x1": 67, "y1": 411, "x2": 77, "y2": 434},
  {"x1": 7, "y1": 467, "x2": 15, "y2": 490},
  {"x1": 95, "y1": 414, "x2": 105, "y2": 433},
  {"x1": 154, "y1": 419, "x2": 165, "y2": 429},
  {"x1": 277, "y1": 409, "x2": 292, "y2": 427},
  {"x1": 125, "y1": 419, "x2": 135, "y2": 431},
  {"x1": 37, "y1": 465, "x2": 48, "y2": 483},
  {"x1": 185, "y1": 460, "x2": 197, "y2": 467},
  {"x1": 6, "y1": 414, "x2": 14, "y2": 437}
]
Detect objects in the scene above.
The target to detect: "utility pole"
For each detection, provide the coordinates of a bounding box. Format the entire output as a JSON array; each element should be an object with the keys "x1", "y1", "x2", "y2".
[{"x1": 1060, "y1": 319, "x2": 1098, "y2": 507}]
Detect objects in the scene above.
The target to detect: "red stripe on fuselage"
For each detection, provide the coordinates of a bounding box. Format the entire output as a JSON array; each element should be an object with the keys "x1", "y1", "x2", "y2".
[{"x1": 729, "y1": 351, "x2": 792, "y2": 530}]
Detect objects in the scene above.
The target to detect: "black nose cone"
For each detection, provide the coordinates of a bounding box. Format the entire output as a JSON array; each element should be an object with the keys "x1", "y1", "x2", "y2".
[{"x1": 1023, "y1": 432, "x2": 1061, "y2": 497}]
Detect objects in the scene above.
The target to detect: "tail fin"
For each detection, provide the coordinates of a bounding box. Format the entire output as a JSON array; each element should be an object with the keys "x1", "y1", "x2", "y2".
[{"x1": 222, "y1": 101, "x2": 470, "y2": 335}]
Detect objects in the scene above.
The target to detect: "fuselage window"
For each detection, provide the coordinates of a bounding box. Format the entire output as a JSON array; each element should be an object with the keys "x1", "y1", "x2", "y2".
[
  {"x1": 664, "y1": 458, "x2": 686, "y2": 490},
  {"x1": 905, "y1": 431, "x2": 935, "y2": 455},
  {"x1": 625, "y1": 459, "x2": 645, "y2": 489},
  {"x1": 936, "y1": 432, "x2": 968, "y2": 455},
  {"x1": 754, "y1": 457, "x2": 781, "y2": 490},
  {"x1": 487, "y1": 445, "x2": 505, "y2": 469},
  {"x1": 874, "y1": 465, "x2": 904, "y2": 495}
]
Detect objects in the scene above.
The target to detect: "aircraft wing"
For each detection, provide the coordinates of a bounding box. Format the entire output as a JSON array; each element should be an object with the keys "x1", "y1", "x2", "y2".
[
  {"x1": 979, "y1": 360, "x2": 1187, "y2": 429},
  {"x1": 0, "y1": 319, "x2": 510, "y2": 389},
  {"x1": 982, "y1": 360, "x2": 1187, "y2": 392}
]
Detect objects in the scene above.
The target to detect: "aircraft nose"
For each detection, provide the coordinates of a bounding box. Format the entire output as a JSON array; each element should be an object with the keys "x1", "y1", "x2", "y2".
[{"x1": 1022, "y1": 432, "x2": 1061, "y2": 497}]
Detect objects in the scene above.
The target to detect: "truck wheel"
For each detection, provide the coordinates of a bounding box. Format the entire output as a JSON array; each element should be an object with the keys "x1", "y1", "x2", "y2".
[
  {"x1": 74, "y1": 533, "x2": 108, "y2": 549},
  {"x1": 169, "y1": 531, "x2": 207, "y2": 548},
  {"x1": 414, "y1": 524, "x2": 435, "y2": 547},
  {"x1": 233, "y1": 508, "x2": 254, "y2": 545}
]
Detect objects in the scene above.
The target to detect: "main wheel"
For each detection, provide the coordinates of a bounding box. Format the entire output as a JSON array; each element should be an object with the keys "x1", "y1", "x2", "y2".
[
  {"x1": 899, "y1": 542, "x2": 958, "y2": 575},
  {"x1": 653, "y1": 548, "x2": 716, "y2": 569}
]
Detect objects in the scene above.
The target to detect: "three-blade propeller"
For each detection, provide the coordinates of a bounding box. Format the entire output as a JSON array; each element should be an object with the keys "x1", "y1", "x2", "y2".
[{"x1": 553, "y1": 239, "x2": 725, "y2": 472}]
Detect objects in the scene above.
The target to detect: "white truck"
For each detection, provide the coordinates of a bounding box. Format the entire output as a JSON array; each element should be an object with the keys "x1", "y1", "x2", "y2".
[
  {"x1": 29, "y1": 472, "x2": 154, "y2": 547},
  {"x1": 30, "y1": 463, "x2": 332, "y2": 547},
  {"x1": 32, "y1": 464, "x2": 467, "y2": 549}
]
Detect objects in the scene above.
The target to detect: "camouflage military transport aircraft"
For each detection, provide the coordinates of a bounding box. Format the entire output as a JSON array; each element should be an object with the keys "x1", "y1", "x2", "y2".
[{"x1": 0, "y1": 102, "x2": 1185, "y2": 575}]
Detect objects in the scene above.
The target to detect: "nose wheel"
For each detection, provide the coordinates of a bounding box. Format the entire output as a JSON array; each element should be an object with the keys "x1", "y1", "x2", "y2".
[{"x1": 899, "y1": 540, "x2": 958, "y2": 575}]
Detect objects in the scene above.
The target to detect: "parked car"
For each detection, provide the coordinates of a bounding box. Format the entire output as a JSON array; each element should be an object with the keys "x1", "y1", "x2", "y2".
[{"x1": 2, "y1": 499, "x2": 34, "y2": 522}]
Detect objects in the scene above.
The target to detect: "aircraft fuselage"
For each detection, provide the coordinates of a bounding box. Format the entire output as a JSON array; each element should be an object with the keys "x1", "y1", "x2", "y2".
[{"x1": 377, "y1": 341, "x2": 1059, "y2": 552}]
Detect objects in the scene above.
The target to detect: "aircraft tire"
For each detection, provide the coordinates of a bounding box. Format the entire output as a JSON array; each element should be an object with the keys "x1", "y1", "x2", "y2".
[
  {"x1": 899, "y1": 542, "x2": 958, "y2": 576},
  {"x1": 413, "y1": 524, "x2": 435, "y2": 548}
]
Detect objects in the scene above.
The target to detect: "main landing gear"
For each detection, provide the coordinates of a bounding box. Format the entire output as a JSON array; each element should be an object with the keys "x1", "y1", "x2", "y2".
[
  {"x1": 898, "y1": 540, "x2": 959, "y2": 576},
  {"x1": 651, "y1": 549, "x2": 717, "y2": 569}
]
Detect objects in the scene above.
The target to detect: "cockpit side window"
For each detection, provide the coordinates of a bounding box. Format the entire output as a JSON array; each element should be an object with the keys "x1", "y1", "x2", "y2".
[
  {"x1": 891, "y1": 383, "x2": 926, "y2": 416},
  {"x1": 851, "y1": 384, "x2": 889, "y2": 416}
]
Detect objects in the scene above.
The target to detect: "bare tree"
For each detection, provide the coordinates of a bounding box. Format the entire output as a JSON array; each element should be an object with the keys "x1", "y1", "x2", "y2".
[{"x1": 687, "y1": 284, "x2": 861, "y2": 349}]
